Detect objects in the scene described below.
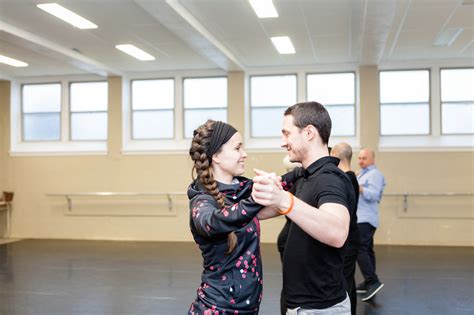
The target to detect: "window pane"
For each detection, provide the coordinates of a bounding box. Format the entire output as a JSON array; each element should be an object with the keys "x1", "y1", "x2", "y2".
[
  {"x1": 251, "y1": 107, "x2": 286, "y2": 137},
  {"x1": 71, "y1": 112, "x2": 107, "y2": 140},
  {"x1": 23, "y1": 113, "x2": 60, "y2": 141},
  {"x1": 184, "y1": 77, "x2": 227, "y2": 109},
  {"x1": 184, "y1": 109, "x2": 227, "y2": 138},
  {"x1": 307, "y1": 73, "x2": 355, "y2": 105},
  {"x1": 442, "y1": 103, "x2": 474, "y2": 134},
  {"x1": 132, "y1": 110, "x2": 174, "y2": 139},
  {"x1": 441, "y1": 69, "x2": 474, "y2": 102},
  {"x1": 380, "y1": 104, "x2": 429, "y2": 135},
  {"x1": 251, "y1": 75, "x2": 297, "y2": 107},
  {"x1": 23, "y1": 83, "x2": 61, "y2": 113},
  {"x1": 70, "y1": 82, "x2": 108, "y2": 112},
  {"x1": 325, "y1": 105, "x2": 355, "y2": 136},
  {"x1": 380, "y1": 70, "x2": 429, "y2": 103},
  {"x1": 132, "y1": 79, "x2": 174, "y2": 110}
]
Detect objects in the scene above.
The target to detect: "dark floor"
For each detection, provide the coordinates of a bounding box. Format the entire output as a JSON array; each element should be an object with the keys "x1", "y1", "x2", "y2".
[{"x1": 0, "y1": 240, "x2": 472, "y2": 315}]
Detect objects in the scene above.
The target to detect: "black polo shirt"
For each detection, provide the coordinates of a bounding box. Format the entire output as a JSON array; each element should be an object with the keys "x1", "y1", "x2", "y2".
[
  {"x1": 345, "y1": 171, "x2": 360, "y2": 252},
  {"x1": 283, "y1": 156, "x2": 357, "y2": 310}
]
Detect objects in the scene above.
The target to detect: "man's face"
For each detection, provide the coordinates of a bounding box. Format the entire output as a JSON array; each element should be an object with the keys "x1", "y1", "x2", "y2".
[
  {"x1": 358, "y1": 150, "x2": 374, "y2": 169},
  {"x1": 281, "y1": 115, "x2": 307, "y2": 163}
]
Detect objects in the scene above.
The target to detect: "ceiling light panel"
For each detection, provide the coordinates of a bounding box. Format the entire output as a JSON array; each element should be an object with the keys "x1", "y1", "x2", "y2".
[
  {"x1": 434, "y1": 28, "x2": 464, "y2": 46},
  {"x1": 37, "y1": 3, "x2": 98, "y2": 29},
  {"x1": 249, "y1": 0, "x2": 278, "y2": 18},
  {"x1": 271, "y1": 36, "x2": 295, "y2": 54},
  {"x1": 0, "y1": 54, "x2": 28, "y2": 67},
  {"x1": 115, "y1": 45, "x2": 155, "y2": 61}
]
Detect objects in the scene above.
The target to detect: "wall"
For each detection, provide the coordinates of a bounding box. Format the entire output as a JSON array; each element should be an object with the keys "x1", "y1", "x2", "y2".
[
  {"x1": 0, "y1": 81, "x2": 11, "y2": 235},
  {"x1": 1, "y1": 69, "x2": 472, "y2": 246}
]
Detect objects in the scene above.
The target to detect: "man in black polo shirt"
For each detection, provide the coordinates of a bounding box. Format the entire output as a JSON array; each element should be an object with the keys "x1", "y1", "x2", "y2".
[{"x1": 252, "y1": 102, "x2": 356, "y2": 314}]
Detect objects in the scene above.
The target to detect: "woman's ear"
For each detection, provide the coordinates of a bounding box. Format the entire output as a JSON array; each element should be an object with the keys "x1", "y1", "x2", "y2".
[{"x1": 211, "y1": 153, "x2": 220, "y2": 164}]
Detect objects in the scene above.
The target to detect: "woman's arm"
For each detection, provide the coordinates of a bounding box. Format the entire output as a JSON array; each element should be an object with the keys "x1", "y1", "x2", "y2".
[
  {"x1": 191, "y1": 194, "x2": 263, "y2": 237},
  {"x1": 256, "y1": 206, "x2": 280, "y2": 220}
]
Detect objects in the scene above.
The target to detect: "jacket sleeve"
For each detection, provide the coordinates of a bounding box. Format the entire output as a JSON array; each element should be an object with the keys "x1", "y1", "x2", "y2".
[
  {"x1": 191, "y1": 194, "x2": 263, "y2": 238},
  {"x1": 281, "y1": 167, "x2": 304, "y2": 191}
]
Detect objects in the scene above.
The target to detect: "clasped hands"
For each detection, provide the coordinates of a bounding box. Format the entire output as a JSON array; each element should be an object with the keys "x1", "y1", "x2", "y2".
[{"x1": 251, "y1": 168, "x2": 287, "y2": 210}]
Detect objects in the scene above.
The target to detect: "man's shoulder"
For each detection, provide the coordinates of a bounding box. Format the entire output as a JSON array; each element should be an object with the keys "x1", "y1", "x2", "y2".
[
  {"x1": 369, "y1": 166, "x2": 385, "y2": 178},
  {"x1": 318, "y1": 164, "x2": 350, "y2": 181}
]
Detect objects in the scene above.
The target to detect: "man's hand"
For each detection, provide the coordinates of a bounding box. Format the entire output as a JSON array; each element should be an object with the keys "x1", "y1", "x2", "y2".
[
  {"x1": 253, "y1": 168, "x2": 282, "y2": 189},
  {"x1": 252, "y1": 169, "x2": 286, "y2": 208}
]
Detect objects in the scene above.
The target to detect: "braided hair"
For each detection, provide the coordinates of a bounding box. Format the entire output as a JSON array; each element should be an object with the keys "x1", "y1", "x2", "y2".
[{"x1": 189, "y1": 119, "x2": 238, "y2": 254}]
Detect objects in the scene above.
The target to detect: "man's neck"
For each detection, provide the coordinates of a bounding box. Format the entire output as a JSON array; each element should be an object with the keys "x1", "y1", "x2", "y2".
[
  {"x1": 339, "y1": 161, "x2": 352, "y2": 173},
  {"x1": 301, "y1": 146, "x2": 329, "y2": 169}
]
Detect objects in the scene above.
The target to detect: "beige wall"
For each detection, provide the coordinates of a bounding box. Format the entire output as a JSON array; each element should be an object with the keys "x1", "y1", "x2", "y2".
[
  {"x1": 0, "y1": 81, "x2": 8, "y2": 189},
  {"x1": 1, "y1": 70, "x2": 473, "y2": 246}
]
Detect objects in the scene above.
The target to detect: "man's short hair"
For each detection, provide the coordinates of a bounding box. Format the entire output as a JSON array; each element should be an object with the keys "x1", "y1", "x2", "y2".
[
  {"x1": 334, "y1": 143, "x2": 353, "y2": 163},
  {"x1": 284, "y1": 101, "x2": 331, "y2": 144}
]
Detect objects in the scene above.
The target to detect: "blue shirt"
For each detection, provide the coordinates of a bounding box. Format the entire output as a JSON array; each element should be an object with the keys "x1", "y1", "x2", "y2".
[{"x1": 357, "y1": 165, "x2": 386, "y2": 228}]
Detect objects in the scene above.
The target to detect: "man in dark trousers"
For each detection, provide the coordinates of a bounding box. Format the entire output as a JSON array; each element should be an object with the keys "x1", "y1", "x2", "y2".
[
  {"x1": 355, "y1": 149, "x2": 386, "y2": 301},
  {"x1": 331, "y1": 142, "x2": 360, "y2": 315},
  {"x1": 252, "y1": 102, "x2": 357, "y2": 314}
]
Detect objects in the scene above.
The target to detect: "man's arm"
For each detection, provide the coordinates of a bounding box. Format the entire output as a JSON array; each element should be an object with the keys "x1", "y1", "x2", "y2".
[
  {"x1": 360, "y1": 170, "x2": 385, "y2": 202},
  {"x1": 252, "y1": 176, "x2": 350, "y2": 248}
]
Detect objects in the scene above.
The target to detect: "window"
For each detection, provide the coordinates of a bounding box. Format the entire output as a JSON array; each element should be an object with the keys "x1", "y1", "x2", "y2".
[
  {"x1": 440, "y1": 68, "x2": 474, "y2": 134},
  {"x1": 22, "y1": 83, "x2": 61, "y2": 141},
  {"x1": 380, "y1": 70, "x2": 430, "y2": 135},
  {"x1": 307, "y1": 72, "x2": 355, "y2": 136},
  {"x1": 250, "y1": 74, "x2": 297, "y2": 137},
  {"x1": 131, "y1": 79, "x2": 174, "y2": 139},
  {"x1": 183, "y1": 77, "x2": 227, "y2": 138},
  {"x1": 70, "y1": 81, "x2": 108, "y2": 140}
]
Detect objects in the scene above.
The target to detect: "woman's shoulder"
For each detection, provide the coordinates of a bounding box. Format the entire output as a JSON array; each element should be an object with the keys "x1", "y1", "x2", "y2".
[
  {"x1": 187, "y1": 179, "x2": 210, "y2": 200},
  {"x1": 234, "y1": 176, "x2": 253, "y2": 185}
]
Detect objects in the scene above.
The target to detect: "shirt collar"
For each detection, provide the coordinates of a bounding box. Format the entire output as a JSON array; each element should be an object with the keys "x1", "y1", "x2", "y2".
[
  {"x1": 364, "y1": 164, "x2": 376, "y2": 171},
  {"x1": 303, "y1": 156, "x2": 340, "y2": 179},
  {"x1": 360, "y1": 164, "x2": 376, "y2": 175}
]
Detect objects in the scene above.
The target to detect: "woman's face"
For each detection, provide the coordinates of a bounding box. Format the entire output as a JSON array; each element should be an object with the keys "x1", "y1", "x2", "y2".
[{"x1": 212, "y1": 132, "x2": 247, "y2": 177}]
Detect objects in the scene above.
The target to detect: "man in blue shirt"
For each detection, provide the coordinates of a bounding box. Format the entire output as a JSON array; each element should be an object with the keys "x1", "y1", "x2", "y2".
[{"x1": 355, "y1": 148, "x2": 386, "y2": 302}]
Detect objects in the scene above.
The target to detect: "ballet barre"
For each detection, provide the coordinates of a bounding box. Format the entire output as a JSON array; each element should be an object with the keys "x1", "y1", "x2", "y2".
[
  {"x1": 384, "y1": 192, "x2": 473, "y2": 212},
  {"x1": 46, "y1": 192, "x2": 187, "y2": 212}
]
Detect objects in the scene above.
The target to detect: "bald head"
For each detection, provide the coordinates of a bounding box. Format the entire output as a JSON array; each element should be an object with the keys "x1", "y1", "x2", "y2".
[
  {"x1": 358, "y1": 148, "x2": 375, "y2": 169},
  {"x1": 331, "y1": 142, "x2": 353, "y2": 164}
]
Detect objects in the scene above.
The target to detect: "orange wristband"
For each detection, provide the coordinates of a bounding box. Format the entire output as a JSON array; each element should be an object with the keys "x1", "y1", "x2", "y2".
[{"x1": 278, "y1": 192, "x2": 294, "y2": 215}]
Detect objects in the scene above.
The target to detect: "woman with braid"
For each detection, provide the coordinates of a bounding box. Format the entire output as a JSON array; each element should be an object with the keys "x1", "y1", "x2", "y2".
[{"x1": 187, "y1": 120, "x2": 298, "y2": 315}]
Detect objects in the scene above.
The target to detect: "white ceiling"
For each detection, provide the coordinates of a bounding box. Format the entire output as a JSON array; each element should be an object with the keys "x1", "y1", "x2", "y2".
[{"x1": 0, "y1": 0, "x2": 472, "y2": 79}]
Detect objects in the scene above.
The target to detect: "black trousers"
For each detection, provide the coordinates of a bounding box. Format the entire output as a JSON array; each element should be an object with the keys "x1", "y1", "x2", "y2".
[{"x1": 357, "y1": 223, "x2": 379, "y2": 285}]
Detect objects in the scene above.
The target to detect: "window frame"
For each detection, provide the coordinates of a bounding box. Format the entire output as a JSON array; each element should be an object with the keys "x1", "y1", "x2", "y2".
[
  {"x1": 182, "y1": 75, "x2": 228, "y2": 139},
  {"x1": 378, "y1": 63, "x2": 474, "y2": 151},
  {"x1": 68, "y1": 80, "x2": 109, "y2": 142},
  {"x1": 11, "y1": 75, "x2": 108, "y2": 156},
  {"x1": 121, "y1": 70, "x2": 227, "y2": 154},
  {"x1": 439, "y1": 67, "x2": 474, "y2": 136},
  {"x1": 130, "y1": 78, "x2": 175, "y2": 140},
  {"x1": 21, "y1": 82, "x2": 62, "y2": 142},
  {"x1": 244, "y1": 67, "x2": 360, "y2": 152},
  {"x1": 378, "y1": 68, "x2": 432, "y2": 136},
  {"x1": 306, "y1": 71, "x2": 357, "y2": 137},
  {"x1": 249, "y1": 73, "x2": 298, "y2": 139}
]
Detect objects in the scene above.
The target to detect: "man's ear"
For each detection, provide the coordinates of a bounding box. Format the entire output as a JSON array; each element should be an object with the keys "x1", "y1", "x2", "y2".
[{"x1": 305, "y1": 125, "x2": 318, "y2": 141}]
